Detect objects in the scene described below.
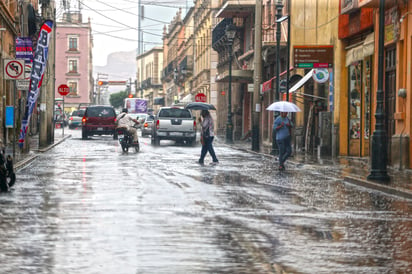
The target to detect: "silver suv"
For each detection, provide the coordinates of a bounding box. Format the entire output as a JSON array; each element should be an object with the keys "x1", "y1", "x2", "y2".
[{"x1": 141, "y1": 115, "x2": 155, "y2": 137}]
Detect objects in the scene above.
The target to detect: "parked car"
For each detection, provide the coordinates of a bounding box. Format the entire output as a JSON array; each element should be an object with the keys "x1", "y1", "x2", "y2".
[
  {"x1": 129, "y1": 113, "x2": 147, "y2": 129},
  {"x1": 141, "y1": 115, "x2": 155, "y2": 137},
  {"x1": 81, "y1": 105, "x2": 118, "y2": 140},
  {"x1": 54, "y1": 107, "x2": 68, "y2": 127},
  {"x1": 68, "y1": 109, "x2": 85, "y2": 129}
]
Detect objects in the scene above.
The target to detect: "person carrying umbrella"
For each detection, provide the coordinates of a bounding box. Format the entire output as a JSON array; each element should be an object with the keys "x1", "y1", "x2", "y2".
[
  {"x1": 273, "y1": 112, "x2": 293, "y2": 170},
  {"x1": 198, "y1": 109, "x2": 219, "y2": 165}
]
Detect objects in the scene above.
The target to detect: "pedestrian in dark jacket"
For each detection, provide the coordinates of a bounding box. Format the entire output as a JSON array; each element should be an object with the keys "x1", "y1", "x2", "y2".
[
  {"x1": 274, "y1": 112, "x2": 293, "y2": 170},
  {"x1": 198, "y1": 110, "x2": 218, "y2": 165}
]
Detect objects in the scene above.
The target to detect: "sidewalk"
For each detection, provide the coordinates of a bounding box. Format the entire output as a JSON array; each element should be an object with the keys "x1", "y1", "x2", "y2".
[
  {"x1": 217, "y1": 137, "x2": 412, "y2": 200},
  {"x1": 9, "y1": 129, "x2": 71, "y2": 170}
]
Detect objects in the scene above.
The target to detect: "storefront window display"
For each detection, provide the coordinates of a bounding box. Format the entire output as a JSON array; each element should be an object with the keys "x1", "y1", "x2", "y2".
[
  {"x1": 363, "y1": 59, "x2": 371, "y2": 140},
  {"x1": 348, "y1": 57, "x2": 372, "y2": 156},
  {"x1": 349, "y1": 62, "x2": 361, "y2": 140}
]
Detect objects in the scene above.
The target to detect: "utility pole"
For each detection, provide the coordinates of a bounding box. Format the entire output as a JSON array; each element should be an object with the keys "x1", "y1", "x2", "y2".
[
  {"x1": 39, "y1": 0, "x2": 56, "y2": 148},
  {"x1": 251, "y1": 0, "x2": 262, "y2": 152}
]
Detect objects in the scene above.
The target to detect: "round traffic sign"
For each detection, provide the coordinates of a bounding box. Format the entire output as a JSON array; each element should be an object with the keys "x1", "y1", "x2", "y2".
[
  {"x1": 5, "y1": 60, "x2": 24, "y2": 79},
  {"x1": 58, "y1": 84, "x2": 70, "y2": 96},
  {"x1": 195, "y1": 93, "x2": 207, "y2": 102}
]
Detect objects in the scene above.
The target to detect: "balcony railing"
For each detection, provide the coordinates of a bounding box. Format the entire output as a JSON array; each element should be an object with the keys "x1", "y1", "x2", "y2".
[
  {"x1": 178, "y1": 56, "x2": 193, "y2": 76},
  {"x1": 142, "y1": 77, "x2": 162, "y2": 89},
  {"x1": 161, "y1": 61, "x2": 175, "y2": 82},
  {"x1": 141, "y1": 78, "x2": 151, "y2": 89},
  {"x1": 212, "y1": 18, "x2": 233, "y2": 52}
]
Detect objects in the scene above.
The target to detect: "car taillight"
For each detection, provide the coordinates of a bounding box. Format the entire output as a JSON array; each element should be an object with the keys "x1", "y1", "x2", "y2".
[
  {"x1": 82, "y1": 117, "x2": 87, "y2": 123},
  {"x1": 156, "y1": 119, "x2": 160, "y2": 130},
  {"x1": 193, "y1": 120, "x2": 196, "y2": 130},
  {"x1": 69, "y1": 117, "x2": 73, "y2": 121},
  {"x1": 144, "y1": 122, "x2": 148, "y2": 128}
]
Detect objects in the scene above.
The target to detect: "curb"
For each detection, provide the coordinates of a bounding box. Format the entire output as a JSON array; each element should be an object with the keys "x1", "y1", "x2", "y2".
[
  {"x1": 219, "y1": 140, "x2": 412, "y2": 200},
  {"x1": 15, "y1": 134, "x2": 71, "y2": 171},
  {"x1": 38, "y1": 134, "x2": 71, "y2": 153},
  {"x1": 344, "y1": 176, "x2": 412, "y2": 200},
  {"x1": 14, "y1": 154, "x2": 38, "y2": 170}
]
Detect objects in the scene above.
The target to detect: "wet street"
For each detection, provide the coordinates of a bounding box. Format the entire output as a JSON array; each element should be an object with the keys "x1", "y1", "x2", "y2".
[{"x1": 1, "y1": 128, "x2": 412, "y2": 273}]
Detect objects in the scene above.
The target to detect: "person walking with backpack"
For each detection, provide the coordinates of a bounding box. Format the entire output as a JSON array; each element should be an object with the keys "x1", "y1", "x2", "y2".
[
  {"x1": 274, "y1": 112, "x2": 293, "y2": 170},
  {"x1": 198, "y1": 110, "x2": 219, "y2": 165}
]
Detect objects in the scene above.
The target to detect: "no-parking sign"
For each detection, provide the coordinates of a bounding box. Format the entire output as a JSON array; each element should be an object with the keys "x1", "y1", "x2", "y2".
[{"x1": 4, "y1": 59, "x2": 25, "y2": 80}]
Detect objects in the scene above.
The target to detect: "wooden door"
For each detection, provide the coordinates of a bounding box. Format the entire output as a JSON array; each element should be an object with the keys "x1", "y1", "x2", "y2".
[{"x1": 385, "y1": 47, "x2": 396, "y2": 164}]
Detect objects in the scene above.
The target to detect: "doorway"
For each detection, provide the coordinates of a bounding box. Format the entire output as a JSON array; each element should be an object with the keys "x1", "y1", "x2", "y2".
[{"x1": 384, "y1": 46, "x2": 396, "y2": 164}]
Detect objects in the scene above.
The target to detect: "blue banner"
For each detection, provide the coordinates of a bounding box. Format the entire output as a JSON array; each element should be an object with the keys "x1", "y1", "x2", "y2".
[
  {"x1": 5, "y1": 106, "x2": 14, "y2": 128},
  {"x1": 19, "y1": 20, "x2": 53, "y2": 148}
]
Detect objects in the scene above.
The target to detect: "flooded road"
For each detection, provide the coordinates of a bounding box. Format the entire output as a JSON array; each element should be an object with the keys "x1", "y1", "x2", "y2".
[{"x1": 1, "y1": 129, "x2": 412, "y2": 273}]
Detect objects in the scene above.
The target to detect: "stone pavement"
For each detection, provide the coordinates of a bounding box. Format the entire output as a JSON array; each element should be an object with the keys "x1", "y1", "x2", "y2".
[
  {"x1": 216, "y1": 137, "x2": 412, "y2": 201},
  {"x1": 10, "y1": 130, "x2": 412, "y2": 200}
]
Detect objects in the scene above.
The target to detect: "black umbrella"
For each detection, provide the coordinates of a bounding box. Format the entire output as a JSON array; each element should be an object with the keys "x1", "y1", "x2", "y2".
[{"x1": 185, "y1": 102, "x2": 216, "y2": 110}]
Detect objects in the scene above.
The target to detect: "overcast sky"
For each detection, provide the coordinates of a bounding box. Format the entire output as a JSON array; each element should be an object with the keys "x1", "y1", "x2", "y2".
[{"x1": 57, "y1": 0, "x2": 191, "y2": 67}]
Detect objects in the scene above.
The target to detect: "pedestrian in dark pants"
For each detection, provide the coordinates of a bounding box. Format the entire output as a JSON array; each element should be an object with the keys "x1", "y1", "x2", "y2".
[
  {"x1": 274, "y1": 112, "x2": 293, "y2": 170},
  {"x1": 198, "y1": 110, "x2": 218, "y2": 165}
]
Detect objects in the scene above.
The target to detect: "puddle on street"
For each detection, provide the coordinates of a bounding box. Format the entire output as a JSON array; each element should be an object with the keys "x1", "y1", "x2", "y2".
[{"x1": 0, "y1": 131, "x2": 411, "y2": 273}]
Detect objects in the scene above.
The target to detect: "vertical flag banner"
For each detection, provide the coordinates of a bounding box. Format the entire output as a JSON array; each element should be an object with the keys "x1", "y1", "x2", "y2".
[{"x1": 18, "y1": 20, "x2": 53, "y2": 148}]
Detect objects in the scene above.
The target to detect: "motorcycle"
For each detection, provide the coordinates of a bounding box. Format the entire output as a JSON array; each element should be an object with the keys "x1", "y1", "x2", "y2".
[
  {"x1": 0, "y1": 151, "x2": 16, "y2": 192},
  {"x1": 116, "y1": 125, "x2": 140, "y2": 153}
]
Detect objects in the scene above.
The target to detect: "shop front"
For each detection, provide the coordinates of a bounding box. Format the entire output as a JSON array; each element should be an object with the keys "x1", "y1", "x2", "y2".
[{"x1": 347, "y1": 54, "x2": 372, "y2": 157}]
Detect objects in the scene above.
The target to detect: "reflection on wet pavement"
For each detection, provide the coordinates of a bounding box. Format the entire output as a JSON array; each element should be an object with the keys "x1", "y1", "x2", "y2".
[{"x1": 0, "y1": 129, "x2": 412, "y2": 273}]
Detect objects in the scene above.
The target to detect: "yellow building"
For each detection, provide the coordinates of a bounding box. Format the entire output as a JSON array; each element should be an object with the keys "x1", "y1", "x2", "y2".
[
  {"x1": 192, "y1": 0, "x2": 220, "y2": 112},
  {"x1": 285, "y1": 0, "x2": 343, "y2": 156},
  {"x1": 136, "y1": 47, "x2": 164, "y2": 112},
  {"x1": 176, "y1": 7, "x2": 194, "y2": 103}
]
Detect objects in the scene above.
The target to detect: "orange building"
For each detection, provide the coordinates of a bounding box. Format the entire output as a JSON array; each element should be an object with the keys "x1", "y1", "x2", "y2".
[{"x1": 339, "y1": 0, "x2": 412, "y2": 169}]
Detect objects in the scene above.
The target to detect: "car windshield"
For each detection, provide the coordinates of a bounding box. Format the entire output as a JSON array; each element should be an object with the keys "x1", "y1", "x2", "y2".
[
  {"x1": 159, "y1": 108, "x2": 191, "y2": 118},
  {"x1": 73, "y1": 110, "x2": 85, "y2": 117},
  {"x1": 87, "y1": 107, "x2": 115, "y2": 118}
]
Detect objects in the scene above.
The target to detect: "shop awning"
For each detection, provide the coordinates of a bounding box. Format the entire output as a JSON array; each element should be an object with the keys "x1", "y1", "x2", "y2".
[
  {"x1": 289, "y1": 69, "x2": 314, "y2": 93},
  {"x1": 181, "y1": 93, "x2": 193, "y2": 103},
  {"x1": 363, "y1": 32, "x2": 375, "y2": 57},
  {"x1": 346, "y1": 32, "x2": 375, "y2": 66}
]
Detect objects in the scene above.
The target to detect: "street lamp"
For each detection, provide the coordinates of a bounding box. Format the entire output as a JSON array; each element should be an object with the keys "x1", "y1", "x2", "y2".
[
  {"x1": 367, "y1": 0, "x2": 389, "y2": 182},
  {"x1": 277, "y1": 15, "x2": 290, "y2": 101},
  {"x1": 271, "y1": 0, "x2": 283, "y2": 155},
  {"x1": 225, "y1": 23, "x2": 236, "y2": 144}
]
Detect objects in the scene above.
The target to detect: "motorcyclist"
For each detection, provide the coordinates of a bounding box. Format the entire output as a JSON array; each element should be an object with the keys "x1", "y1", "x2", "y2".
[{"x1": 116, "y1": 108, "x2": 139, "y2": 144}]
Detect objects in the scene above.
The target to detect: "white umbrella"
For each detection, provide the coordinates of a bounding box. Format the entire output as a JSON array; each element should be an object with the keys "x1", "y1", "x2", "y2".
[{"x1": 266, "y1": 101, "x2": 301, "y2": 112}]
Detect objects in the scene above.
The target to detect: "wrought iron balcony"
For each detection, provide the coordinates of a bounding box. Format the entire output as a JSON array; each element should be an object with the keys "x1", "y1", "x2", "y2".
[
  {"x1": 141, "y1": 78, "x2": 151, "y2": 89},
  {"x1": 161, "y1": 61, "x2": 175, "y2": 82},
  {"x1": 178, "y1": 56, "x2": 193, "y2": 76},
  {"x1": 212, "y1": 18, "x2": 233, "y2": 52}
]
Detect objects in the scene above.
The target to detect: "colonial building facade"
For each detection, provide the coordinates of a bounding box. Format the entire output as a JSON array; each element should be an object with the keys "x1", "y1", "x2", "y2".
[
  {"x1": 145, "y1": 0, "x2": 412, "y2": 172},
  {"x1": 55, "y1": 11, "x2": 94, "y2": 112},
  {"x1": 136, "y1": 47, "x2": 163, "y2": 113}
]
